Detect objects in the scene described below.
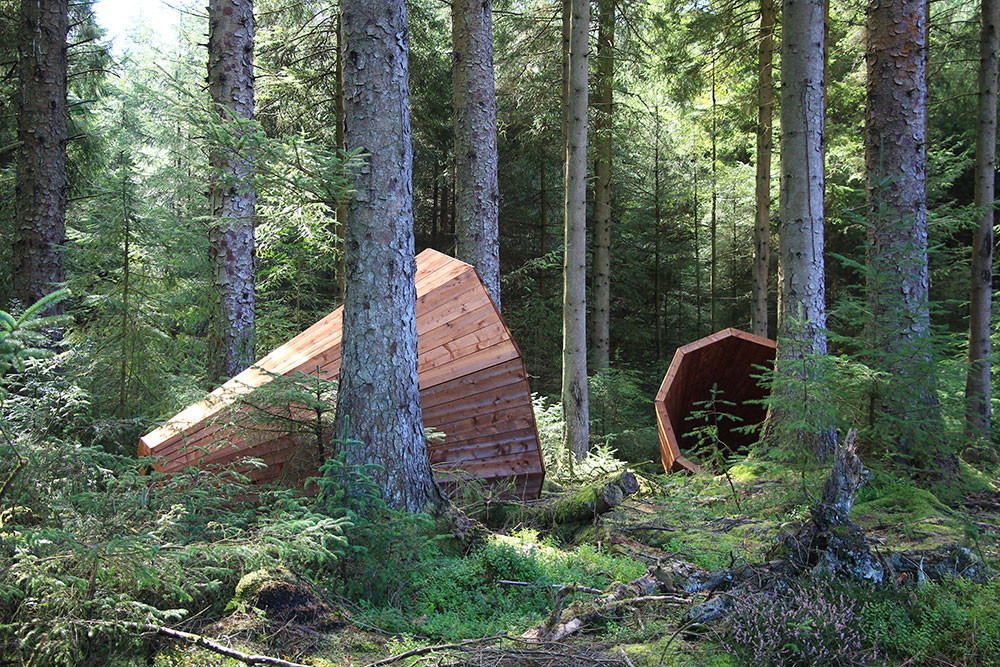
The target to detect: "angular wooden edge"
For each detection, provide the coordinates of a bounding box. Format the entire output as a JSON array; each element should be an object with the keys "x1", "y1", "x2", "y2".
[{"x1": 654, "y1": 328, "x2": 774, "y2": 475}]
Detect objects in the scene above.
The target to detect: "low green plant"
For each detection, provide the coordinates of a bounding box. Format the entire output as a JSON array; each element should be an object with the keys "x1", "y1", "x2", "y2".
[
  {"x1": 858, "y1": 578, "x2": 1000, "y2": 665},
  {"x1": 532, "y1": 393, "x2": 628, "y2": 481},
  {"x1": 686, "y1": 383, "x2": 743, "y2": 509}
]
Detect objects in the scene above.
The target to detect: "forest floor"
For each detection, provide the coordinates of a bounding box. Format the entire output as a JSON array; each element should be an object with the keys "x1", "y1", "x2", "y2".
[{"x1": 151, "y1": 455, "x2": 1000, "y2": 667}]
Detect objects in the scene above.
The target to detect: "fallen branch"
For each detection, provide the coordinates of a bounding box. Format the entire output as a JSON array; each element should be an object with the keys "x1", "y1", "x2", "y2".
[
  {"x1": 107, "y1": 622, "x2": 309, "y2": 667},
  {"x1": 522, "y1": 571, "x2": 690, "y2": 643},
  {"x1": 364, "y1": 635, "x2": 504, "y2": 667},
  {"x1": 498, "y1": 580, "x2": 603, "y2": 594}
]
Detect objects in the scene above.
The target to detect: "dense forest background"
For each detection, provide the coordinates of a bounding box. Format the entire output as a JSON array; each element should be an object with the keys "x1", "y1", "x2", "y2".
[
  {"x1": 4, "y1": 0, "x2": 1000, "y2": 665},
  {"x1": 1, "y1": 0, "x2": 990, "y2": 435}
]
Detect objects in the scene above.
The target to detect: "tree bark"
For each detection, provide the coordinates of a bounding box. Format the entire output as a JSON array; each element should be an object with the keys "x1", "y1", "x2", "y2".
[
  {"x1": 208, "y1": 0, "x2": 257, "y2": 380},
  {"x1": 865, "y1": 0, "x2": 944, "y2": 461},
  {"x1": 453, "y1": 0, "x2": 501, "y2": 309},
  {"x1": 13, "y1": 0, "x2": 68, "y2": 314},
  {"x1": 752, "y1": 0, "x2": 775, "y2": 338},
  {"x1": 335, "y1": 11, "x2": 347, "y2": 306},
  {"x1": 654, "y1": 107, "x2": 663, "y2": 359},
  {"x1": 562, "y1": 0, "x2": 590, "y2": 460},
  {"x1": 591, "y1": 0, "x2": 613, "y2": 373},
  {"x1": 966, "y1": 0, "x2": 998, "y2": 440},
  {"x1": 693, "y1": 161, "x2": 702, "y2": 337},
  {"x1": 772, "y1": 0, "x2": 834, "y2": 457},
  {"x1": 710, "y1": 52, "x2": 718, "y2": 333},
  {"x1": 335, "y1": 0, "x2": 440, "y2": 513}
]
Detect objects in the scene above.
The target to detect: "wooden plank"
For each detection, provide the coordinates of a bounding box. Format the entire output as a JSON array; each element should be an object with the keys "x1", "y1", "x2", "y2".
[
  {"x1": 141, "y1": 249, "x2": 545, "y2": 498},
  {"x1": 418, "y1": 342, "x2": 520, "y2": 390},
  {"x1": 419, "y1": 358, "x2": 524, "y2": 409}
]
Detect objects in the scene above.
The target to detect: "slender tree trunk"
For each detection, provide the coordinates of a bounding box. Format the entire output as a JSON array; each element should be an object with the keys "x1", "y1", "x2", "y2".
[
  {"x1": 440, "y1": 182, "x2": 451, "y2": 246},
  {"x1": 13, "y1": 0, "x2": 68, "y2": 314},
  {"x1": 562, "y1": 0, "x2": 571, "y2": 155},
  {"x1": 966, "y1": 0, "x2": 999, "y2": 440},
  {"x1": 334, "y1": 0, "x2": 440, "y2": 512},
  {"x1": 654, "y1": 108, "x2": 663, "y2": 360},
  {"x1": 208, "y1": 0, "x2": 257, "y2": 380},
  {"x1": 731, "y1": 199, "x2": 738, "y2": 323},
  {"x1": 752, "y1": 0, "x2": 775, "y2": 338},
  {"x1": 865, "y1": 0, "x2": 944, "y2": 462},
  {"x1": 119, "y1": 148, "x2": 132, "y2": 419},
  {"x1": 771, "y1": 0, "x2": 834, "y2": 458},
  {"x1": 431, "y1": 161, "x2": 440, "y2": 245},
  {"x1": 453, "y1": 0, "x2": 501, "y2": 308},
  {"x1": 710, "y1": 51, "x2": 718, "y2": 333},
  {"x1": 540, "y1": 160, "x2": 548, "y2": 257},
  {"x1": 591, "y1": 0, "x2": 613, "y2": 372},
  {"x1": 562, "y1": 0, "x2": 590, "y2": 460},
  {"x1": 693, "y1": 162, "x2": 702, "y2": 338},
  {"x1": 335, "y1": 11, "x2": 347, "y2": 305}
]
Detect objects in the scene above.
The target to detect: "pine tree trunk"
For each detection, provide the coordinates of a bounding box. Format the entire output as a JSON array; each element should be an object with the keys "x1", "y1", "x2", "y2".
[
  {"x1": 693, "y1": 162, "x2": 702, "y2": 338},
  {"x1": 562, "y1": 0, "x2": 590, "y2": 460},
  {"x1": 13, "y1": 0, "x2": 68, "y2": 314},
  {"x1": 335, "y1": 10, "x2": 347, "y2": 306},
  {"x1": 453, "y1": 0, "x2": 501, "y2": 309},
  {"x1": 710, "y1": 54, "x2": 718, "y2": 333},
  {"x1": 335, "y1": 0, "x2": 440, "y2": 513},
  {"x1": 752, "y1": 0, "x2": 775, "y2": 338},
  {"x1": 208, "y1": 0, "x2": 257, "y2": 380},
  {"x1": 773, "y1": 0, "x2": 834, "y2": 457},
  {"x1": 654, "y1": 108, "x2": 663, "y2": 360},
  {"x1": 591, "y1": 0, "x2": 613, "y2": 373},
  {"x1": 865, "y1": 0, "x2": 944, "y2": 461},
  {"x1": 966, "y1": 0, "x2": 998, "y2": 439}
]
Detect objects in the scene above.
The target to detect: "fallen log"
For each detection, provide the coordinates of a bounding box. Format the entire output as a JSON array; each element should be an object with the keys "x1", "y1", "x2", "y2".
[{"x1": 482, "y1": 469, "x2": 640, "y2": 530}]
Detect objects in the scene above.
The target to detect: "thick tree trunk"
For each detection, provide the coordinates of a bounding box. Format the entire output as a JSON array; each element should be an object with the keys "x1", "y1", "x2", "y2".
[
  {"x1": 562, "y1": 0, "x2": 590, "y2": 460},
  {"x1": 752, "y1": 0, "x2": 775, "y2": 338},
  {"x1": 13, "y1": 0, "x2": 68, "y2": 314},
  {"x1": 208, "y1": 0, "x2": 257, "y2": 380},
  {"x1": 335, "y1": 0, "x2": 440, "y2": 513},
  {"x1": 865, "y1": 0, "x2": 944, "y2": 461},
  {"x1": 772, "y1": 0, "x2": 834, "y2": 457},
  {"x1": 453, "y1": 0, "x2": 501, "y2": 309},
  {"x1": 591, "y1": 0, "x2": 613, "y2": 373},
  {"x1": 966, "y1": 0, "x2": 999, "y2": 439}
]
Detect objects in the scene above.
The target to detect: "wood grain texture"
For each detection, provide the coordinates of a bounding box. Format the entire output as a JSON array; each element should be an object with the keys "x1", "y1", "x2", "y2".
[
  {"x1": 140, "y1": 250, "x2": 544, "y2": 498},
  {"x1": 654, "y1": 328, "x2": 775, "y2": 474}
]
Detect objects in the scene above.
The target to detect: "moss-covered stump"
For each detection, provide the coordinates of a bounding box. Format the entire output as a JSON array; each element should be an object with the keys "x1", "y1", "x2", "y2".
[{"x1": 233, "y1": 568, "x2": 347, "y2": 628}]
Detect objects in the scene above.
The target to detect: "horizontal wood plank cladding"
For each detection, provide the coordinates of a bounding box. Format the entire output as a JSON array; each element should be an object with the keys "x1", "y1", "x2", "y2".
[
  {"x1": 418, "y1": 358, "x2": 523, "y2": 408},
  {"x1": 140, "y1": 250, "x2": 545, "y2": 498}
]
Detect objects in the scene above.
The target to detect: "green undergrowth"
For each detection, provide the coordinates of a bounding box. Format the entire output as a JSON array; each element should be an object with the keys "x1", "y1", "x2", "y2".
[{"x1": 353, "y1": 528, "x2": 646, "y2": 640}]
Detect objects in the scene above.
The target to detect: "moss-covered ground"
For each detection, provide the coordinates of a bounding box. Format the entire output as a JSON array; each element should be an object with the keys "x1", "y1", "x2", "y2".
[{"x1": 147, "y1": 453, "x2": 1000, "y2": 667}]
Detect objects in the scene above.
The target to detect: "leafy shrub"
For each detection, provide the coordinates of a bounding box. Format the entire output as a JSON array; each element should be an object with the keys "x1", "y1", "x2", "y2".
[
  {"x1": 533, "y1": 393, "x2": 628, "y2": 481},
  {"x1": 0, "y1": 436, "x2": 350, "y2": 665},
  {"x1": 723, "y1": 580, "x2": 880, "y2": 666},
  {"x1": 859, "y1": 578, "x2": 1000, "y2": 665}
]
